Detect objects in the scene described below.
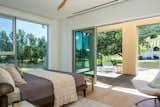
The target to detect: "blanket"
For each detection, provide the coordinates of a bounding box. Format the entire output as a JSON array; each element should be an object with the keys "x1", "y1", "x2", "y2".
[
  {"x1": 17, "y1": 73, "x2": 54, "y2": 107},
  {"x1": 28, "y1": 70, "x2": 78, "y2": 107}
]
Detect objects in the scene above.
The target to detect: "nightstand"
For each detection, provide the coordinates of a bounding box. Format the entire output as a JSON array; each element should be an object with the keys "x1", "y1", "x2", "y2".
[{"x1": 84, "y1": 76, "x2": 94, "y2": 92}]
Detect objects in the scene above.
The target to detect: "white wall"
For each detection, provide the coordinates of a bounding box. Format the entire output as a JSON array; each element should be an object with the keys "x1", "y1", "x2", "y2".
[
  {"x1": 59, "y1": 0, "x2": 160, "y2": 72},
  {"x1": 0, "y1": 6, "x2": 61, "y2": 70}
]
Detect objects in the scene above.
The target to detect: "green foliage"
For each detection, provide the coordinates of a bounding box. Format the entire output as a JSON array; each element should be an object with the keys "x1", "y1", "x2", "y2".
[
  {"x1": 97, "y1": 30, "x2": 122, "y2": 56},
  {"x1": 97, "y1": 30, "x2": 122, "y2": 65},
  {"x1": 96, "y1": 59, "x2": 102, "y2": 66},
  {"x1": 138, "y1": 24, "x2": 160, "y2": 54},
  {"x1": 0, "y1": 31, "x2": 13, "y2": 51},
  {"x1": 0, "y1": 29, "x2": 47, "y2": 66},
  {"x1": 0, "y1": 55, "x2": 14, "y2": 63},
  {"x1": 17, "y1": 30, "x2": 47, "y2": 65},
  {"x1": 139, "y1": 24, "x2": 160, "y2": 40},
  {"x1": 111, "y1": 60, "x2": 122, "y2": 66}
]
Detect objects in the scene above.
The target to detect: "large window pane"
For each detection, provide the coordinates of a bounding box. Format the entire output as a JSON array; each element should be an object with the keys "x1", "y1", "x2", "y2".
[
  {"x1": 74, "y1": 28, "x2": 95, "y2": 75},
  {"x1": 75, "y1": 32, "x2": 90, "y2": 69},
  {"x1": 0, "y1": 16, "x2": 14, "y2": 52},
  {"x1": 138, "y1": 24, "x2": 160, "y2": 72},
  {"x1": 97, "y1": 30, "x2": 123, "y2": 74},
  {"x1": 16, "y1": 19, "x2": 48, "y2": 71}
]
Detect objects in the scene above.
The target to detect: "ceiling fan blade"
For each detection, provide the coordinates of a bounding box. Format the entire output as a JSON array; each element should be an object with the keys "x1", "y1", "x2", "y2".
[{"x1": 57, "y1": 0, "x2": 68, "y2": 10}]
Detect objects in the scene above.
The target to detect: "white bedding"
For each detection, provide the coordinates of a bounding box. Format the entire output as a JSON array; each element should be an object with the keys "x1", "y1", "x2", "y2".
[{"x1": 27, "y1": 70, "x2": 78, "y2": 107}]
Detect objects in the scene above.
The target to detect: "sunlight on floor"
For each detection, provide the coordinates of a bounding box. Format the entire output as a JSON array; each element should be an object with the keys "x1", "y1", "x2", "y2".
[
  {"x1": 112, "y1": 86, "x2": 154, "y2": 98},
  {"x1": 94, "y1": 81, "x2": 154, "y2": 98},
  {"x1": 97, "y1": 72, "x2": 122, "y2": 78},
  {"x1": 95, "y1": 81, "x2": 112, "y2": 89}
]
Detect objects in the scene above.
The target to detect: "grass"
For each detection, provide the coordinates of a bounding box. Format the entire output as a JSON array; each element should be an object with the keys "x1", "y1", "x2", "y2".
[
  {"x1": 138, "y1": 48, "x2": 149, "y2": 54},
  {"x1": 19, "y1": 67, "x2": 45, "y2": 72},
  {"x1": 76, "y1": 60, "x2": 89, "y2": 70},
  {"x1": 18, "y1": 60, "x2": 159, "y2": 74},
  {"x1": 139, "y1": 60, "x2": 160, "y2": 69},
  {"x1": 19, "y1": 63, "x2": 46, "y2": 72}
]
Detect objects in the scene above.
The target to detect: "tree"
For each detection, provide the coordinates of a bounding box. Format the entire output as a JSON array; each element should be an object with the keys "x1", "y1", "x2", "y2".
[
  {"x1": 0, "y1": 31, "x2": 13, "y2": 62},
  {"x1": 138, "y1": 24, "x2": 160, "y2": 54},
  {"x1": 37, "y1": 37, "x2": 47, "y2": 62},
  {"x1": 16, "y1": 29, "x2": 27, "y2": 64},
  {"x1": 27, "y1": 33, "x2": 38, "y2": 63},
  {"x1": 97, "y1": 30, "x2": 122, "y2": 65},
  {"x1": 0, "y1": 29, "x2": 47, "y2": 66},
  {"x1": 0, "y1": 31, "x2": 13, "y2": 51}
]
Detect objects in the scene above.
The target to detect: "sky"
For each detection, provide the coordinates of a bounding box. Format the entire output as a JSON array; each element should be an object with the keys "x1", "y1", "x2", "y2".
[
  {"x1": 0, "y1": 17, "x2": 48, "y2": 40},
  {"x1": 0, "y1": 17, "x2": 12, "y2": 34}
]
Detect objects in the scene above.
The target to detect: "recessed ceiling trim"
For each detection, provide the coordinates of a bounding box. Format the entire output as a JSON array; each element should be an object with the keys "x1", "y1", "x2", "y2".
[
  {"x1": 73, "y1": 0, "x2": 119, "y2": 15},
  {"x1": 67, "y1": 0, "x2": 129, "y2": 19}
]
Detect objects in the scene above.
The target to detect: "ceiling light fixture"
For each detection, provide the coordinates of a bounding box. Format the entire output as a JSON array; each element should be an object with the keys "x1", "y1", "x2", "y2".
[{"x1": 57, "y1": 0, "x2": 68, "y2": 10}]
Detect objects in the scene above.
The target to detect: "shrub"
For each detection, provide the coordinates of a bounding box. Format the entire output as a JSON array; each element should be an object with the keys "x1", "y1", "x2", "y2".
[{"x1": 111, "y1": 60, "x2": 122, "y2": 66}]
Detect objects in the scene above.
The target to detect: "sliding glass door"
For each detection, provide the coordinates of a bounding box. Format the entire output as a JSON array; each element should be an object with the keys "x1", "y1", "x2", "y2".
[{"x1": 73, "y1": 28, "x2": 96, "y2": 76}]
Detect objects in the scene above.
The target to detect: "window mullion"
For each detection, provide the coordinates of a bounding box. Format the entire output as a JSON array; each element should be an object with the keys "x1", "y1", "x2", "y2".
[{"x1": 13, "y1": 17, "x2": 17, "y2": 66}]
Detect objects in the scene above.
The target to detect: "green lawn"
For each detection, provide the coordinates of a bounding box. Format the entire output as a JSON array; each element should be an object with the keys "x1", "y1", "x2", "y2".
[
  {"x1": 19, "y1": 60, "x2": 159, "y2": 73},
  {"x1": 19, "y1": 64, "x2": 46, "y2": 72},
  {"x1": 19, "y1": 67, "x2": 44, "y2": 72},
  {"x1": 139, "y1": 60, "x2": 160, "y2": 69}
]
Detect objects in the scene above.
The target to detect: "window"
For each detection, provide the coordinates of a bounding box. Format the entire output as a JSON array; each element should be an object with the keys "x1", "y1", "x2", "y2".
[
  {"x1": 0, "y1": 15, "x2": 15, "y2": 54},
  {"x1": 97, "y1": 30, "x2": 123, "y2": 73},
  {"x1": 138, "y1": 24, "x2": 160, "y2": 72},
  {"x1": 74, "y1": 28, "x2": 95, "y2": 75},
  {"x1": 0, "y1": 14, "x2": 48, "y2": 71},
  {"x1": 16, "y1": 19, "x2": 48, "y2": 70},
  {"x1": 0, "y1": 15, "x2": 15, "y2": 64}
]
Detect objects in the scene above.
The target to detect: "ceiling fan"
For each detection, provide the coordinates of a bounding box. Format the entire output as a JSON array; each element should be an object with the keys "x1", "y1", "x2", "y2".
[{"x1": 57, "y1": 0, "x2": 68, "y2": 10}]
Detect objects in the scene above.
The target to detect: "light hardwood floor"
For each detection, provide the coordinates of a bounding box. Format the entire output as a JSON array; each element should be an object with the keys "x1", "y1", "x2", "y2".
[{"x1": 85, "y1": 73, "x2": 160, "y2": 107}]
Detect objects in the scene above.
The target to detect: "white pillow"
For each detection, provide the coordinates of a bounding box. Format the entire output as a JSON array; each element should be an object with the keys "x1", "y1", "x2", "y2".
[
  {"x1": 0, "y1": 68, "x2": 21, "y2": 104},
  {"x1": 0, "y1": 68, "x2": 15, "y2": 87},
  {"x1": 0, "y1": 65, "x2": 27, "y2": 85},
  {"x1": 8, "y1": 87, "x2": 20, "y2": 104},
  {"x1": 149, "y1": 71, "x2": 160, "y2": 88}
]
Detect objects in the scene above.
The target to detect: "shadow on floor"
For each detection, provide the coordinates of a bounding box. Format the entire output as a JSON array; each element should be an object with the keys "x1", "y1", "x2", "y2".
[{"x1": 96, "y1": 73, "x2": 135, "y2": 89}]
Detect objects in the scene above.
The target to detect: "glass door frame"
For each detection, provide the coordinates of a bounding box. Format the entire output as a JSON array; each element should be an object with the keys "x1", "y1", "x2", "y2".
[{"x1": 72, "y1": 27, "x2": 97, "y2": 77}]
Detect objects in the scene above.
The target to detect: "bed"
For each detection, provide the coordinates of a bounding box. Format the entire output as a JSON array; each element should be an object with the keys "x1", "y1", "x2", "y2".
[
  {"x1": 0, "y1": 66, "x2": 87, "y2": 107},
  {"x1": 17, "y1": 70, "x2": 87, "y2": 107}
]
